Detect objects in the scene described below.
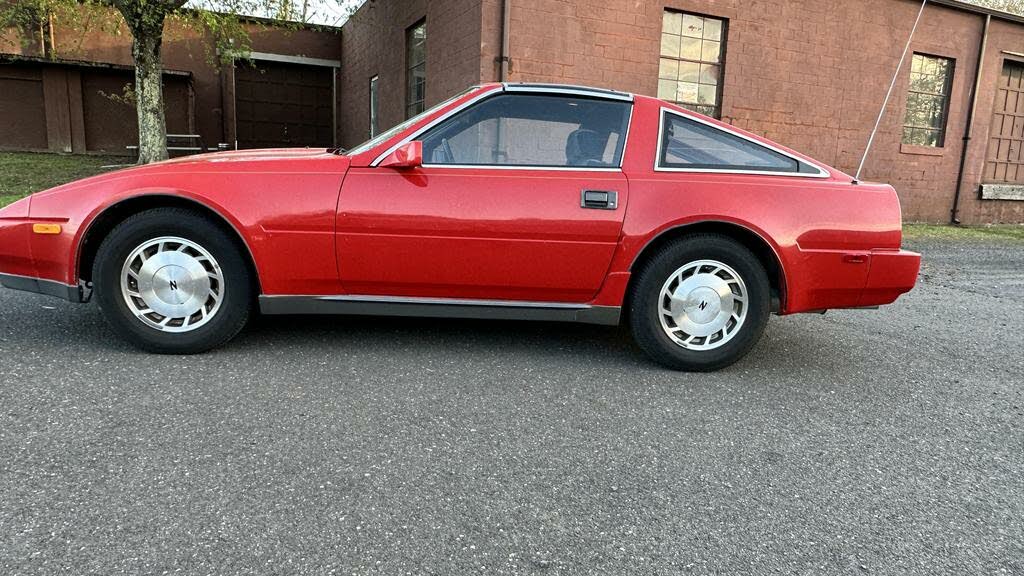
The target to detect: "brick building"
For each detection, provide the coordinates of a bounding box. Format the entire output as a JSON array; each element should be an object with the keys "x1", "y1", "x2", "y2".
[
  {"x1": 0, "y1": 12, "x2": 341, "y2": 155},
  {"x1": 338, "y1": 0, "x2": 1024, "y2": 224},
  {"x1": 3, "y1": 1, "x2": 1024, "y2": 223}
]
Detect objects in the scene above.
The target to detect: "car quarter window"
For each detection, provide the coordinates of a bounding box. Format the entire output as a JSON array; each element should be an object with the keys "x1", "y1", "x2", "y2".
[
  {"x1": 659, "y1": 111, "x2": 806, "y2": 173},
  {"x1": 419, "y1": 94, "x2": 631, "y2": 168}
]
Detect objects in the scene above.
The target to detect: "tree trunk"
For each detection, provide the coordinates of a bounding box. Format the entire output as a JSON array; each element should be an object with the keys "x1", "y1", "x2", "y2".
[{"x1": 131, "y1": 18, "x2": 168, "y2": 164}]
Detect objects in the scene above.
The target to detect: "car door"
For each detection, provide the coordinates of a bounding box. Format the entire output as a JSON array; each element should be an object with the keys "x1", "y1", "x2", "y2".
[{"x1": 336, "y1": 90, "x2": 633, "y2": 303}]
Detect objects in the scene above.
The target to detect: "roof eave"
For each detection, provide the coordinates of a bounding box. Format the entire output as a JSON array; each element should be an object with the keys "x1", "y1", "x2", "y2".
[{"x1": 929, "y1": 0, "x2": 1024, "y2": 25}]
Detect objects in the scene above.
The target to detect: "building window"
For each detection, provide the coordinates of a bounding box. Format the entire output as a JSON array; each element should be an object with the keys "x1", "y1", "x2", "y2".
[
  {"x1": 369, "y1": 75, "x2": 379, "y2": 138},
  {"x1": 903, "y1": 53, "x2": 954, "y2": 147},
  {"x1": 659, "y1": 10, "x2": 726, "y2": 118},
  {"x1": 406, "y1": 20, "x2": 426, "y2": 119}
]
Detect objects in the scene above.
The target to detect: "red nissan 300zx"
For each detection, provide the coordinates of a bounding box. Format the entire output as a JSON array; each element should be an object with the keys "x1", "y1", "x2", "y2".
[{"x1": 0, "y1": 83, "x2": 920, "y2": 370}]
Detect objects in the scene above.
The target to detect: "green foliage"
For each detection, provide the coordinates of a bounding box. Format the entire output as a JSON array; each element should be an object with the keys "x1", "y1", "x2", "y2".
[
  {"x1": 97, "y1": 82, "x2": 136, "y2": 107},
  {"x1": 1, "y1": 0, "x2": 290, "y2": 163},
  {"x1": 0, "y1": 0, "x2": 106, "y2": 54},
  {"x1": 903, "y1": 223, "x2": 1024, "y2": 242},
  {"x1": 0, "y1": 0, "x2": 285, "y2": 68}
]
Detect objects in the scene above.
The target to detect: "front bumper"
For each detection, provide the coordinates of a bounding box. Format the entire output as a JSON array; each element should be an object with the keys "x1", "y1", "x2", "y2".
[
  {"x1": 859, "y1": 249, "x2": 922, "y2": 307},
  {"x1": 0, "y1": 273, "x2": 85, "y2": 302},
  {"x1": 1, "y1": 196, "x2": 83, "y2": 302}
]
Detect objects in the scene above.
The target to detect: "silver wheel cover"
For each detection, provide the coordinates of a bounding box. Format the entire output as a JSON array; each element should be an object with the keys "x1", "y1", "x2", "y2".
[
  {"x1": 120, "y1": 236, "x2": 224, "y2": 333},
  {"x1": 659, "y1": 259, "x2": 748, "y2": 351}
]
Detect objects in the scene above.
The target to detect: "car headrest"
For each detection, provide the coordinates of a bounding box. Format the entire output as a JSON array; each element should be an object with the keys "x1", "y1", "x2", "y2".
[{"x1": 565, "y1": 129, "x2": 605, "y2": 166}]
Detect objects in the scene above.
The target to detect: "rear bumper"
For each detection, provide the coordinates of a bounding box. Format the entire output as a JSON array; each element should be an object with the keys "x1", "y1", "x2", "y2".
[
  {"x1": 0, "y1": 273, "x2": 84, "y2": 302},
  {"x1": 858, "y1": 249, "x2": 921, "y2": 307}
]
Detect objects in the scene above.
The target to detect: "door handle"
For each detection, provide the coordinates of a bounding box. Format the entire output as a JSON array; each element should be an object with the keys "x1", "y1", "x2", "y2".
[{"x1": 581, "y1": 190, "x2": 618, "y2": 210}]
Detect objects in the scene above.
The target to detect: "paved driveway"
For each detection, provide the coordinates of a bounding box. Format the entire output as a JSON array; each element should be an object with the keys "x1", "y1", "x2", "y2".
[{"x1": 1, "y1": 237, "x2": 1021, "y2": 575}]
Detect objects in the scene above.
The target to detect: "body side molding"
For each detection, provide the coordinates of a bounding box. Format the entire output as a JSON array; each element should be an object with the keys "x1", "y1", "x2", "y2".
[
  {"x1": 0, "y1": 272, "x2": 83, "y2": 302},
  {"x1": 259, "y1": 294, "x2": 621, "y2": 325}
]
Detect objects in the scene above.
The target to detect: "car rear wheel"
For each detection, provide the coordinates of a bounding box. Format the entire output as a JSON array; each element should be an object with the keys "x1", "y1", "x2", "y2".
[
  {"x1": 629, "y1": 234, "x2": 770, "y2": 371},
  {"x1": 92, "y1": 208, "x2": 253, "y2": 354}
]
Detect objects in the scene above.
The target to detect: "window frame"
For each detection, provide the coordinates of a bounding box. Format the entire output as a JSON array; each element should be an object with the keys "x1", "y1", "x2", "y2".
[
  {"x1": 416, "y1": 92, "x2": 633, "y2": 171},
  {"x1": 654, "y1": 108, "x2": 829, "y2": 178},
  {"x1": 658, "y1": 9, "x2": 728, "y2": 119},
  {"x1": 405, "y1": 19, "x2": 427, "y2": 120},
  {"x1": 901, "y1": 52, "x2": 955, "y2": 148},
  {"x1": 369, "y1": 87, "x2": 635, "y2": 171}
]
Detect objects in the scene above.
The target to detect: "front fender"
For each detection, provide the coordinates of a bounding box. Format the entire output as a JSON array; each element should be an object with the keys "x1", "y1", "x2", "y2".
[{"x1": 28, "y1": 160, "x2": 346, "y2": 295}]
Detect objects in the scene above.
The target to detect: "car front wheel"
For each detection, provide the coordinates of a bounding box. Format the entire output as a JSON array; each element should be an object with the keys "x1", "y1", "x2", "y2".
[
  {"x1": 629, "y1": 234, "x2": 770, "y2": 371},
  {"x1": 92, "y1": 208, "x2": 253, "y2": 354}
]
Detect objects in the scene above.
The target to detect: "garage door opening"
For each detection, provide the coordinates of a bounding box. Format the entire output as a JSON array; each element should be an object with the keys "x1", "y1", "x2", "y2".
[{"x1": 234, "y1": 58, "x2": 336, "y2": 150}]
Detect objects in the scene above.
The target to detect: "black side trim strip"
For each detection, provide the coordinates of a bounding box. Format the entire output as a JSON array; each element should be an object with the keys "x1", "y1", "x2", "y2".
[
  {"x1": 0, "y1": 273, "x2": 83, "y2": 302},
  {"x1": 259, "y1": 296, "x2": 621, "y2": 326}
]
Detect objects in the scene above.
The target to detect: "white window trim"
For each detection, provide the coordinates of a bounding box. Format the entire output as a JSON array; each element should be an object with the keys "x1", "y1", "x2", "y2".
[
  {"x1": 372, "y1": 87, "x2": 634, "y2": 172},
  {"x1": 654, "y1": 107, "x2": 830, "y2": 178}
]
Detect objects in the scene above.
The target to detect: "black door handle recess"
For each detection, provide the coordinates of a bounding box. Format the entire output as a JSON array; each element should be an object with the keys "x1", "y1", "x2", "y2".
[{"x1": 581, "y1": 190, "x2": 618, "y2": 210}]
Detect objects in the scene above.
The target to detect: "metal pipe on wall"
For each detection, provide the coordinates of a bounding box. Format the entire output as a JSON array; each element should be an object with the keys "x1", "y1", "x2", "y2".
[
  {"x1": 950, "y1": 14, "x2": 991, "y2": 224},
  {"x1": 500, "y1": 0, "x2": 511, "y2": 81}
]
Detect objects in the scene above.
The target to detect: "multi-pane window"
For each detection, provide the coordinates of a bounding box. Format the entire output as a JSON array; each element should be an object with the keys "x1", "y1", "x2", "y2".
[
  {"x1": 406, "y1": 20, "x2": 426, "y2": 119},
  {"x1": 902, "y1": 53, "x2": 954, "y2": 147},
  {"x1": 659, "y1": 11, "x2": 726, "y2": 118},
  {"x1": 369, "y1": 75, "x2": 379, "y2": 138}
]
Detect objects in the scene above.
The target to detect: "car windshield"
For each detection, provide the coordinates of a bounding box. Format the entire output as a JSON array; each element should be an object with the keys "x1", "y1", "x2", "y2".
[{"x1": 342, "y1": 87, "x2": 478, "y2": 156}]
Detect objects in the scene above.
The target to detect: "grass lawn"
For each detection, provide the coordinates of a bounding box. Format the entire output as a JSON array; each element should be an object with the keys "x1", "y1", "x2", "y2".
[
  {"x1": 904, "y1": 223, "x2": 1024, "y2": 242},
  {"x1": 0, "y1": 152, "x2": 128, "y2": 207}
]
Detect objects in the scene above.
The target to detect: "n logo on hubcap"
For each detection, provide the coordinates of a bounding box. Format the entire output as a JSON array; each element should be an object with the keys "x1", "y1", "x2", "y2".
[
  {"x1": 698, "y1": 300, "x2": 708, "y2": 311},
  {"x1": 169, "y1": 280, "x2": 178, "y2": 290}
]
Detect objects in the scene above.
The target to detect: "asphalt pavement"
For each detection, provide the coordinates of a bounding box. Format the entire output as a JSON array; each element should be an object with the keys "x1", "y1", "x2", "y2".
[{"x1": 1, "y1": 236, "x2": 1021, "y2": 575}]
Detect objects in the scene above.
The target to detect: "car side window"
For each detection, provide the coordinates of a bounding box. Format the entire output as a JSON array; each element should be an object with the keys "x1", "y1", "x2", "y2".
[
  {"x1": 659, "y1": 112, "x2": 804, "y2": 172},
  {"x1": 419, "y1": 94, "x2": 631, "y2": 168}
]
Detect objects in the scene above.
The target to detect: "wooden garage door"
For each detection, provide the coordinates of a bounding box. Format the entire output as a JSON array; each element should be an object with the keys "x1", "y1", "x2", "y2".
[
  {"x1": 0, "y1": 63, "x2": 48, "y2": 150},
  {"x1": 235, "y1": 60, "x2": 334, "y2": 149},
  {"x1": 984, "y1": 60, "x2": 1024, "y2": 184}
]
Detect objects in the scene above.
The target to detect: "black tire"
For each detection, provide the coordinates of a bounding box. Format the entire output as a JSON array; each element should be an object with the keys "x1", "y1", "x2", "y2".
[
  {"x1": 92, "y1": 208, "x2": 253, "y2": 354},
  {"x1": 629, "y1": 234, "x2": 770, "y2": 371}
]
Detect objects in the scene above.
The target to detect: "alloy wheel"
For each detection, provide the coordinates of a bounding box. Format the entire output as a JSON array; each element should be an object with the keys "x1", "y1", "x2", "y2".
[
  {"x1": 120, "y1": 236, "x2": 224, "y2": 332},
  {"x1": 658, "y1": 259, "x2": 748, "y2": 351}
]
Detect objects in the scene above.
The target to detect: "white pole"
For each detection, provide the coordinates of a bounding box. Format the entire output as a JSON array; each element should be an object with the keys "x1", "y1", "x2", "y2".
[{"x1": 855, "y1": 0, "x2": 928, "y2": 183}]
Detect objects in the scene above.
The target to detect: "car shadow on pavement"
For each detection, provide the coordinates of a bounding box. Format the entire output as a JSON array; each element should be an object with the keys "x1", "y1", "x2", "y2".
[
  {"x1": 236, "y1": 313, "x2": 647, "y2": 366},
  {"x1": 0, "y1": 289, "x2": 878, "y2": 377}
]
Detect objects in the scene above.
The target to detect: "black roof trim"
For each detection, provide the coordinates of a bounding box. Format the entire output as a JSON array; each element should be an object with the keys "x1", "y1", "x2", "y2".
[{"x1": 0, "y1": 53, "x2": 192, "y2": 76}]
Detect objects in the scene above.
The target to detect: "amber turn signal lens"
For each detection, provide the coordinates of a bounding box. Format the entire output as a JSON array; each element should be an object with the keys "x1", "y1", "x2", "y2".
[{"x1": 32, "y1": 223, "x2": 62, "y2": 235}]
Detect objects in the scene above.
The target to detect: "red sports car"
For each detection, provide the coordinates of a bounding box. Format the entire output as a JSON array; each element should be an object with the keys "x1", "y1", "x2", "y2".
[{"x1": 0, "y1": 83, "x2": 920, "y2": 370}]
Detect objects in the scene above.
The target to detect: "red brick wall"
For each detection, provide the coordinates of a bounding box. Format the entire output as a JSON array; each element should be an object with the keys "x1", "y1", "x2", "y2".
[
  {"x1": 338, "y1": 0, "x2": 484, "y2": 148},
  {"x1": 956, "y1": 18, "x2": 1024, "y2": 224},
  {"x1": 473, "y1": 0, "x2": 1024, "y2": 223}
]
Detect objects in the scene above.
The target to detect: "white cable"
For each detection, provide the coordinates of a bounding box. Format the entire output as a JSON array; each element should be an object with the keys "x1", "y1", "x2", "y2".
[{"x1": 855, "y1": 0, "x2": 928, "y2": 183}]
